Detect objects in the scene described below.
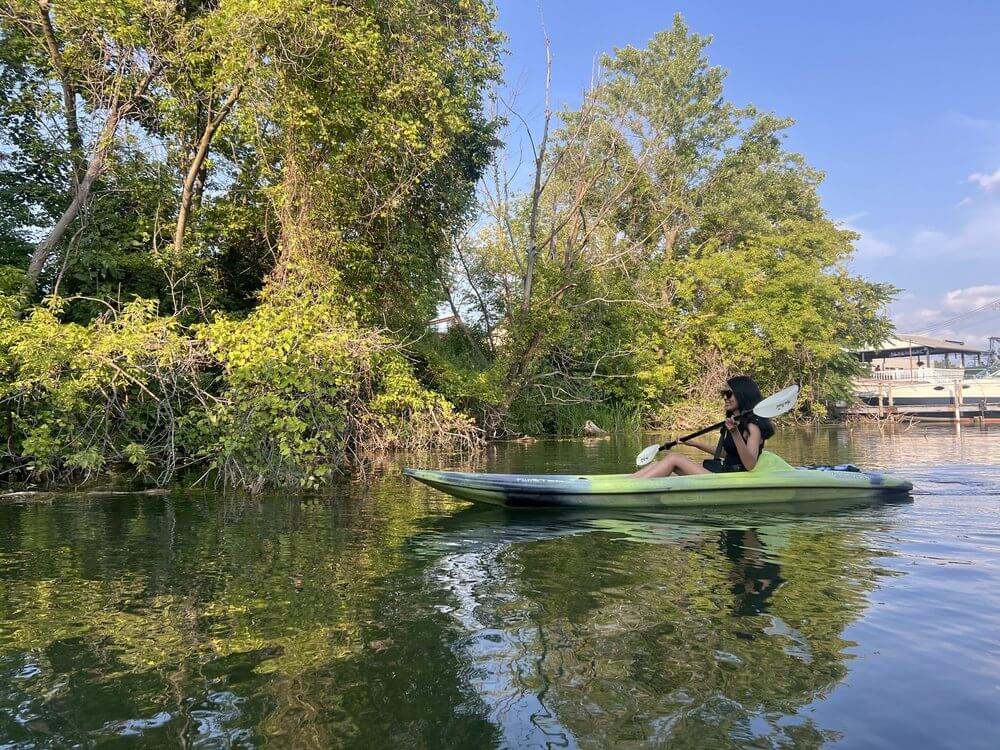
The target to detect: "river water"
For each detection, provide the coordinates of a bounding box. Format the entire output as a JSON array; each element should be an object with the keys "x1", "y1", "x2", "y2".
[{"x1": 1, "y1": 425, "x2": 998, "y2": 748}]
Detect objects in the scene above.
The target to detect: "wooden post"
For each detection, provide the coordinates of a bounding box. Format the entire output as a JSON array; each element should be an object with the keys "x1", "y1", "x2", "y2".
[
  {"x1": 878, "y1": 382, "x2": 884, "y2": 418},
  {"x1": 953, "y1": 381, "x2": 962, "y2": 421},
  {"x1": 888, "y1": 382, "x2": 894, "y2": 409}
]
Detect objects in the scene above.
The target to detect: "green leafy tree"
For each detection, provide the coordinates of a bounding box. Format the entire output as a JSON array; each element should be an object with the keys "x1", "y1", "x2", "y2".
[
  {"x1": 448, "y1": 15, "x2": 894, "y2": 433},
  {"x1": 248, "y1": 0, "x2": 502, "y2": 330},
  {"x1": 0, "y1": 0, "x2": 503, "y2": 487}
]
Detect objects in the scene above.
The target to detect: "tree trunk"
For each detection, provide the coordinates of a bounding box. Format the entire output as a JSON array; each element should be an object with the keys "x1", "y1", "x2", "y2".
[
  {"x1": 522, "y1": 26, "x2": 552, "y2": 313},
  {"x1": 483, "y1": 327, "x2": 545, "y2": 436},
  {"x1": 23, "y1": 66, "x2": 160, "y2": 295},
  {"x1": 37, "y1": 0, "x2": 85, "y2": 184},
  {"x1": 25, "y1": 100, "x2": 121, "y2": 287},
  {"x1": 172, "y1": 85, "x2": 241, "y2": 256}
]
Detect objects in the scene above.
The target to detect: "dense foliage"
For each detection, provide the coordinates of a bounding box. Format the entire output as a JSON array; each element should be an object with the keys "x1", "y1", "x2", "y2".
[{"x1": 0, "y1": 5, "x2": 893, "y2": 488}]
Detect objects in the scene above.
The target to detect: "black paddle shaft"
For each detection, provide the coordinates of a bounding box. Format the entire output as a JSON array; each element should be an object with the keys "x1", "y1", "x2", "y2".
[{"x1": 660, "y1": 411, "x2": 747, "y2": 451}]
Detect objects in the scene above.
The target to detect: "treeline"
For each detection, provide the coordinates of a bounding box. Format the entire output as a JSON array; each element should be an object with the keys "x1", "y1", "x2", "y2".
[{"x1": 0, "y1": 3, "x2": 893, "y2": 489}]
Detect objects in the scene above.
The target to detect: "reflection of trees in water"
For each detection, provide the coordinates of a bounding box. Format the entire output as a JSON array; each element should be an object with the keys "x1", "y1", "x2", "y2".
[
  {"x1": 432, "y1": 544, "x2": 581, "y2": 749},
  {"x1": 0, "y1": 478, "x2": 494, "y2": 747},
  {"x1": 429, "y1": 517, "x2": 890, "y2": 749},
  {"x1": 0, "y1": 470, "x2": 902, "y2": 748}
]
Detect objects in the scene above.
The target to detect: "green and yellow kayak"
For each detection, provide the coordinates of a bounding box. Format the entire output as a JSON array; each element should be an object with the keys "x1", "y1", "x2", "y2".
[{"x1": 404, "y1": 451, "x2": 913, "y2": 509}]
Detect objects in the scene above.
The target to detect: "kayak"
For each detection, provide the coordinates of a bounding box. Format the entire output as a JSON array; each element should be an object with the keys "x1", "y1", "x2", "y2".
[{"x1": 403, "y1": 451, "x2": 913, "y2": 509}]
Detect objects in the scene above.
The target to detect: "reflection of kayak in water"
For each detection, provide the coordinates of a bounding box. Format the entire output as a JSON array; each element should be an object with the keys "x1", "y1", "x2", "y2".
[
  {"x1": 410, "y1": 495, "x2": 912, "y2": 562},
  {"x1": 405, "y1": 451, "x2": 913, "y2": 509}
]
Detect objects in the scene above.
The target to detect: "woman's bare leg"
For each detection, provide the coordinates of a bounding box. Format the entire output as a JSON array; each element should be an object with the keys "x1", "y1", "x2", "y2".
[{"x1": 632, "y1": 452, "x2": 710, "y2": 478}]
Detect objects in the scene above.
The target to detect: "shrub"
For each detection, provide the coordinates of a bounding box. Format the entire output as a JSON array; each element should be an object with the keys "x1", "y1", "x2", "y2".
[{"x1": 0, "y1": 292, "x2": 478, "y2": 490}]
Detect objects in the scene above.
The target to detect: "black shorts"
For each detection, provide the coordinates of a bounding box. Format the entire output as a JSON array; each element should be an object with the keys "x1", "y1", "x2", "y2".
[{"x1": 702, "y1": 459, "x2": 746, "y2": 473}]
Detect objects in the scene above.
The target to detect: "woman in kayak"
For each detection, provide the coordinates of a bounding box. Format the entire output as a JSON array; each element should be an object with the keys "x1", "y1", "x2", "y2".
[{"x1": 632, "y1": 375, "x2": 775, "y2": 478}]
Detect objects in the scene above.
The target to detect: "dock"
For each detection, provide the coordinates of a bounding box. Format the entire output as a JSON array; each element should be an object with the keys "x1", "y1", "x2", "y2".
[
  {"x1": 843, "y1": 403, "x2": 1000, "y2": 419},
  {"x1": 845, "y1": 378, "x2": 1000, "y2": 422}
]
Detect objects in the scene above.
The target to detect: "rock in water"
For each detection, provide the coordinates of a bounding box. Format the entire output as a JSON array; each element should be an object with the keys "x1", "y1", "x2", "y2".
[{"x1": 583, "y1": 420, "x2": 608, "y2": 437}]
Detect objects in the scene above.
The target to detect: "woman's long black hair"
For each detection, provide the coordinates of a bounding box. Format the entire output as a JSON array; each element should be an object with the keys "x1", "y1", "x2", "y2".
[{"x1": 726, "y1": 375, "x2": 775, "y2": 440}]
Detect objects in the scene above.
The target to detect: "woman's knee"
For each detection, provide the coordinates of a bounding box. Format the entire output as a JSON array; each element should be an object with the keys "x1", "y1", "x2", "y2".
[{"x1": 652, "y1": 455, "x2": 678, "y2": 476}]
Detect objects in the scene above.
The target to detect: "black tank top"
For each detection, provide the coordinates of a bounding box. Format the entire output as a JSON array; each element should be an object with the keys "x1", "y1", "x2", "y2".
[{"x1": 717, "y1": 415, "x2": 765, "y2": 468}]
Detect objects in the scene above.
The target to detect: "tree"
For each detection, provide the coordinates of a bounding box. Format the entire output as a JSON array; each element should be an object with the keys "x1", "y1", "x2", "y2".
[
  {"x1": 245, "y1": 0, "x2": 502, "y2": 330},
  {"x1": 450, "y1": 15, "x2": 894, "y2": 433},
  {"x1": 0, "y1": 0, "x2": 504, "y2": 486},
  {"x1": 1, "y1": 0, "x2": 175, "y2": 294}
]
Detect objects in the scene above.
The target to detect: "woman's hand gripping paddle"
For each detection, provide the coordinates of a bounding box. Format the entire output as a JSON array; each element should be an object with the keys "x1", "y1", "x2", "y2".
[{"x1": 634, "y1": 384, "x2": 800, "y2": 467}]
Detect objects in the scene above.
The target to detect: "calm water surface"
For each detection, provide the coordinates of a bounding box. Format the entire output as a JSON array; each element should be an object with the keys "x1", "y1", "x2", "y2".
[{"x1": 1, "y1": 425, "x2": 998, "y2": 748}]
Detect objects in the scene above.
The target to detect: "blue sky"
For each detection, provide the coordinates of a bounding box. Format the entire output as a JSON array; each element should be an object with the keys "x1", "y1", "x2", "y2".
[{"x1": 494, "y1": 0, "x2": 1000, "y2": 348}]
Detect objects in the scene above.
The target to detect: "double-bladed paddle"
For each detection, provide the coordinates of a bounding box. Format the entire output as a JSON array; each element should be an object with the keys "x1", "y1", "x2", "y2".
[{"x1": 634, "y1": 384, "x2": 800, "y2": 467}]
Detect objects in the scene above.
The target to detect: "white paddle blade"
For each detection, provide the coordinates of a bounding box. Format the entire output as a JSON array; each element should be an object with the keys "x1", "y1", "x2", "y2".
[
  {"x1": 635, "y1": 443, "x2": 662, "y2": 467},
  {"x1": 753, "y1": 384, "x2": 799, "y2": 418}
]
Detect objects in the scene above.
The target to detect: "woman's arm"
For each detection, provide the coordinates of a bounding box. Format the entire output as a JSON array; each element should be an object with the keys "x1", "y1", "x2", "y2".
[
  {"x1": 680, "y1": 437, "x2": 718, "y2": 455},
  {"x1": 727, "y1": 420, "x2": 762, "y2": 470}
]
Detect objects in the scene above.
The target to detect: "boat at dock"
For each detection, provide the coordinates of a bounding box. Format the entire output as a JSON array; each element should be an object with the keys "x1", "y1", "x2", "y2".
[
  {"x1": 849, "y1": 334, "x2": 1000, "y2": 420},
  {"x1": 851, "y1": 366, "x2": 1000, "y2": 419}
]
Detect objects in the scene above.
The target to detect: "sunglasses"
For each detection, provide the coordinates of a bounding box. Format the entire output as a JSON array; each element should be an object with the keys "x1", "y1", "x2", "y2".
[{"x1": 720, "y1": 389, "x2": 734, "y2": 399}]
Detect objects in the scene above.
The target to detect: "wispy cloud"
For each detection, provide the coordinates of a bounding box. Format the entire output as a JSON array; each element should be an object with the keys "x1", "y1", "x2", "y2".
[
  {"x1": 891, "y1": 285, "x2": 1000, "y2": 349},
  {"x1": 854, "y1": 233, "x2": 896, "y2": 259},
  {"x1": 950, "y1": 113, "x2": 1000, "y2": 130},
  {"x1": 969, "y1": 167, "x2": 1000, "y2": 191},
  {"x1": 942, "y1": 284, "x2": 1000, "y2": 311},
  {"x1": 835, "y1": 211, "x2": 869, "y2": 224},
  {"x1": 892, "y1": 307, "x2": 944, "y2": 329},
  {"x1": 908, "y1": 203, "x2": 1000, "y2": 260},
  {"x1": 951, "y1": 113, "x2": 1000, "y2": 143},
  {"x1": 836, "y1": 216, "x2": 895, "y2": 259}
]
